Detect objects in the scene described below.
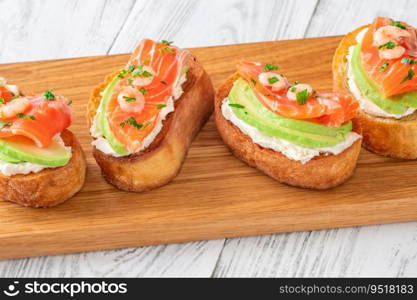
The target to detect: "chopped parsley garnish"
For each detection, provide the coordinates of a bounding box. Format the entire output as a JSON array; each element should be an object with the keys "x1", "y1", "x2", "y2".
[
  {"x1": 143, "y1": 58, "x2": 150, "y2": 64},
  {"x1": 379, "y1": 62, "x2": 389, "y2": 71},
  {"x1": 123, "y1": 96, "x2": 136, "y2": 102},
  {"x1": 142, "y1": 70, "x2": 153, "y2": 77},
  {"x1": 401, "y1": 68, "x2": 414, "y2": 83},
  {"x1": 43, "y1": 89, "x2": 55, "y2": 100},
  {"x1": 161, "y1": 40, "x2": 173, "y2": 45},
  {"x1": 390, "y1": 20, "x2": 407, "y2": 30},
  {"x1": 139, "y1": 87, "x2": 147, "y2": 95},
  {"x1": 264, "y1": 63, "x2": 278, "y2": 71},
  {"x1": 0, "y1": 120, "x2": 12, "y2": 130},
  {"x1": 157, "y1": 104, "x2": 167, "y2": 109},
  {"x1": 128, "y1": 78, "x2": 133, "y2": 84},
  {"x1": 401, "y1": 57, "x2": 417, "y2": 65},
  {"x1": 250, "y1": 78, "x2": 257, "y2": 86},
  {"x1": 165, "y1": 47, "x2": 175, "y2": 54},
  {"x1": 0, "y1": 97, "x2": 4, "y2": 104},
  {"x1": 229, "y1": 103, "x2": 245, "y2": 109},
  {"x1": 268, "y1": 76, "x2": 279, "y2": 84},
  {"x1": 67, "y1": 100, "x2": 73, "y2": 105},
  {"x1": 295, "y1": 89, "x2": 310, "y2": 105},
  {"x1": 16, "y1": 113, "x2": 36, "y2": 120},
  {"x1": 290, "y1": 87, "x2": 296, "y2": 92},
  {"x1": 120, "y1": 117, "x2": 142, "y2": 129},
  {"x1": 127, "y1": 65, "x2": 136, "y2": 72},
  {"x1": 378, "y1": 41, "x2": 396, "y2": 49}
]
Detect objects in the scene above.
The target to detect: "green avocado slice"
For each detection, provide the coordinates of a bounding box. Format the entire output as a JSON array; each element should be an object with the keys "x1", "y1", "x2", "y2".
[
  {"x1": 96, "y1": 74, "x2": 129, "y2": 155},
  {"x1": 0, "y1": 136, "x2": 71, "y2": 167},
  {"x1": 0, "y1": 151, "x2": 22, "y2": 163},
  {"x1": 228, "y1": 79, "x2": 352, "y2": 148},
  {"x1": 350, "y1": 44, "x2": 417, "y2": 115}
]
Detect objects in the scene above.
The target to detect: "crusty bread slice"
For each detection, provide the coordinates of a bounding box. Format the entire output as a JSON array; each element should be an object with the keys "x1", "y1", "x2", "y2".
[
  {"x1": 87, "y1": 54, "x2": 214, "y2": 192},
  {"x1": 214, "y1": 73, "x2": 362, "y2": 190},
  {"x1": 333, "y1": 25, "x2": 417, "y2": 159},
  {"x1": 0, "y1": 129, "x2": 86, "y2": 207}
]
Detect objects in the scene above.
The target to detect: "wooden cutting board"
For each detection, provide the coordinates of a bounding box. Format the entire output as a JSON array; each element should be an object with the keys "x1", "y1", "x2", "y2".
[{"x1": 1, "y1": 36, "x2": 417, "y2": 260}]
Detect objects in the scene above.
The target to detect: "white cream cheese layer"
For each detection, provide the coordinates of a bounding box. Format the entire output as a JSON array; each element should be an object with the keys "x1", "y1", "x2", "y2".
[
  {"x1": 346, "y1": 28, "x2": 416, "y2": 119},
  {"x1": 0, "y1": 135, "x2": 71, "y2": 176},
  {"x1": 90, "y1": 73, "x2": 187, "y2": 157},
  {"x1": 222, "y1": 99, "x2": 361, "y2": 164}
]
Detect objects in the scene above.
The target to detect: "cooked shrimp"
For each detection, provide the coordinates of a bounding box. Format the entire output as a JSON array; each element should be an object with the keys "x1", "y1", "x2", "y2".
[
  {"x1": 379, "y1": 45, "x2": 406, "y2": 59},
  {"x1": 131, "y1": 66, "x2": 155, "y2": 87},
  {"x1": 286, "y1": 83, "x2": 313, "y2": 101},
  {"x1": 258, "y1": 72, "x2": 288, "y2": 92},
  {"x1": 117, "y1": 86, "x2": 145, "y2": 113},
  {"x1": 0, "y1": 97, "x2": 30, "y2": 119},
  {"x1": 373, "y1": 25, "x2": 411, "y2": 46}
]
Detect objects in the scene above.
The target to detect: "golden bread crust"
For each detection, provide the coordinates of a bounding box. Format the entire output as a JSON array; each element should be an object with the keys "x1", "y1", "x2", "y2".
[
  {"x1": 214, "y1": 73, "x2": 362, "y2": 190},
  {"x1": 0, "y1": 130, "x2": 87, "y2": 207},
  {"x1": 87, "y1": 54, "x2": 214, "y2": 192},
  {"x1": 332, "y1": 25, "x2": 417, "y2": 159}
]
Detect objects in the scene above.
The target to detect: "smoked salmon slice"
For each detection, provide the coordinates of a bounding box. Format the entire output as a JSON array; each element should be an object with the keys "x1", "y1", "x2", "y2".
[
  {"x1": 237, "y1": 61, "x2": 358, "y2": 127},
  {"x1": 105, "y1": 39, "x2": 190, "y2": 153},
  {"x1": 0, "y1": 94, "x2": 72, "y2": 148},
  {"x1": 361, "y1": 17, "x2": 417, "y2": 97}
]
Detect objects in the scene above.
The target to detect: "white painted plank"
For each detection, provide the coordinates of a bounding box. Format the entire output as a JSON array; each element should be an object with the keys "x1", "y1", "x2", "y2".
[
  {"x1": 109, "y1": 0, "x2": 318, "y2": 53},
  {"x1": 0, "y1": 240, "x2": 225, "y2": 277},
  {"x1": 306, "y1": 0, "x2": 417, "y2": 37},
  {"x1": 0, "y1": 0, "x2": 135, "y2": 63},
  {"x1": 1, "y1": 0, "x2": 417, "y2": 278},
  {"x1": 213, "y1": 223, "x2": 417, "y2": 277}
]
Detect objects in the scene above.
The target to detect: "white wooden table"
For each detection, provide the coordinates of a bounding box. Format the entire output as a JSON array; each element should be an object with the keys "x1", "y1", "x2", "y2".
[{"x1": 1, "y1": 0, "x2": 417, "y2": 277}]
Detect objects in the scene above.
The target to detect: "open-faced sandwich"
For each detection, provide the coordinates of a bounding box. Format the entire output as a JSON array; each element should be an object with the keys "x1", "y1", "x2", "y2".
[
  {"x1": 215, "y1": 61, "x2": 362, "y2": 189},
  {"x1": 88, "y1": 39, "x2": 214, "y2": 192},
  {"x1": 333, "y1": 17, "x2": 417, "y2": 159},
  {"x1": 0, "y1": 78, "x2": 86, "y2": 207}
]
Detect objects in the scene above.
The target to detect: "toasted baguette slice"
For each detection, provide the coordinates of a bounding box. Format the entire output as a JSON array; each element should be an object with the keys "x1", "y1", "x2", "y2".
[
  {"x1": 0, "y1": 130, "x2": 86, "y2": 207},
  {"x1": 87, "y1": 54, "x2": 214, "y2": 192},
  {"x1": 333, "y1": 25, "x2": 417, "y2": 159},
  {"x1": 214, "y1": 74, "x2": 362, "y2": 190}
]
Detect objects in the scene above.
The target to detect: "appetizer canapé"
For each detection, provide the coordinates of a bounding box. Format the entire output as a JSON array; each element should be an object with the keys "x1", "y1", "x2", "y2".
[
  {"x1": 88, "y1": 39, "x2": 214, "y2": 191},
  {"x1": 215, "y1": 62, "x2": 362, "y2": 189}
]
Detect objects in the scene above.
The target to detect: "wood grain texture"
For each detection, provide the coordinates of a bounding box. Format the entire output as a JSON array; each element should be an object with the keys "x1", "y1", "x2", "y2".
[
  {"x1": 1, "y1": 0, "x2": 417, "y2": 278},
  {"x1": 1, "y1": 37, "x2": 417, "y2": 262}
]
